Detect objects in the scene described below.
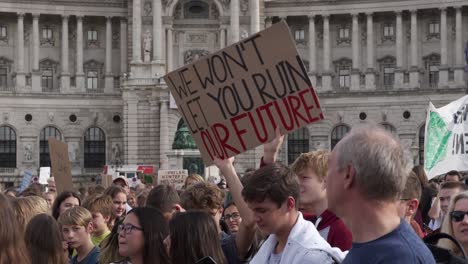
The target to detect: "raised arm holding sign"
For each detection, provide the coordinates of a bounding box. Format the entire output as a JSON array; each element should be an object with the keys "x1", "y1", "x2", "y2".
[{"x1": 164, "y1": 21, "x2": 323, "y2": 165}]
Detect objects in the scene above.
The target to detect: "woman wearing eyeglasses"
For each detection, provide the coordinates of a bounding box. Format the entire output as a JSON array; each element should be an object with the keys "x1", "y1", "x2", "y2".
[
  {"x1": 111, "y1": 207, "x2": 170, "y2": 264},
  {"x1": 223, "y1": 203, "x2": 242, "y2": 234},
  {"x1": 439, "y1": 191, "x2": 468, "y2": 256}
]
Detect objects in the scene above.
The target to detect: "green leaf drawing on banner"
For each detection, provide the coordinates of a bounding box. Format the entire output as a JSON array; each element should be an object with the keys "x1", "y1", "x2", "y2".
[{"x1": 425, "y1": 111, "x2": 452, "y2": 171}]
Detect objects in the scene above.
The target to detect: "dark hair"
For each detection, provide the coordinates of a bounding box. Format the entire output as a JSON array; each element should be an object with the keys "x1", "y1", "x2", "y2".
[
  {"x1": 412, "y1": 165, "x2": 429, "y2": 188},
  {"x1": 400, "y1": 172, "x2": 422, "y2": 200},
  {"x1": 25, "y1": 214, "x2": 67, "y2": 264},
  {"x1": 440, "y1": 181, "x2": 468, "y2": 191},
  {"x1": 169, "y1": 211, "x2": 227, "y2": 264},
  {"x1": 146, "y1": 185, "x2": 181, "y2": 213},
  {"x1": 127, "y1": 207, "x2": 170, "y2": 264},
  {"x1": 180, "y1": 182, "x2": 225, "y2": 211},
  {"x1": 445, "y1": 170, "x2": 462, "y2": 181},
  {"x1": 51, "y1": 191, "x2": 81, "y2": 219},
  {"x1": 242, "y1": 162, "x2": 300, "y2": 209},
  {"x1": 100, "y1": 217, "x2": 124, "y2": 264},
  {"x1": 0, "y1": 193, "x2": 31, "y2": 264}
]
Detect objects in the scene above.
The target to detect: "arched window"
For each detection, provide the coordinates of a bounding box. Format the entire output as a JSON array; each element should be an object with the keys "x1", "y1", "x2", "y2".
[
  {"x1": 331, "y1": 125, "x2": 350, "y2": 150},
  {"x1": 40, "y1": 126, "x2": 62, "y2": 167},
  {"x1": 84, "y1": 127, "x2": 106, "y2": 168},
  {"x1": 0, "y1": 126, "x2": 16, "y2": 168},
  {"x1": 287, "y1": 127, "x2": 309, "y2": 164},
  {"x1": 419, "y1": 125, "x2": 425, "y2": 165},
  {"x1": 380, "y1": 123, "x2": 397, "y2": 135}
]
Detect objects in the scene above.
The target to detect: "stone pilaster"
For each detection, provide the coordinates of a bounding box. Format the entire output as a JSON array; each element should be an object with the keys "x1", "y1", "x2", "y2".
[
  {"x1": 454, "y1": 6, "x2": 464, "y2": 85},
  {"x1": 132, "y1": 0, "x2": 142, "y2": 63},
  {"x1": 395, "y1": 11, "x2": 404, "y2": 87},
  {"x1": 16, "y1": 13, "x2": 26, "y2": 90},
  {"x1": 105, "y1": 16, "x2": 114, "y2": 93},
  {"x1": 365, "y1": 12, "x2": 375, "y2": 90},
  {"x1": 31, "y1": 13, "x2": 41, "y2": 92},
  {"x1": 76, "y1": 16, "x2": 85, "y2": 91},
  {"x1": 61, "y1": 15, "x2": 70, "y2": 92},
  {"x1": 166, "y1": 28, "x2": 173, "y2": 72},
  {"x1": 250, "y1": 0, "x2": 260, "y2": 34},
  {"x1": 230, "y1": 0, "x2": 239, "y2": 44},
  {"x1": 409, "y1": 10, "x2": 419, "y2": 88},
  {"x1": 120, "y1": 17, "x2": 128, "y2": 75},
  {"x1": 351, "y1": 13, "x2": 360, "y2": 91},
  {"x1": 322, "y1": 15, "x2": 332, "y2": 91},
  {"x1": 159, "y1": 99, "x2": 169, "y2": 169},
  {"x1": 438, "y1": 7, "x2": 448, "y2": 88},
  {"x1": 308, "y1": 15, "x2": 316, "y2": 87},
  {"x1": 126, "y1": 98, "x2": 139, "y2": 164},
  {"x1": 219, "y1": 26, "x2": 226, "y2": 49}
]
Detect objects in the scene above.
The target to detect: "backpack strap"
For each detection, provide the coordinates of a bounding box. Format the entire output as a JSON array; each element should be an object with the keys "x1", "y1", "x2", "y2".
[{"x1": 424, "y1": 232, "x2": 468, "y2": 260}]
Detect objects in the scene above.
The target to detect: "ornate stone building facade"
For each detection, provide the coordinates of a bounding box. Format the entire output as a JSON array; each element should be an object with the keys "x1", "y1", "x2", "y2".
[{"x1": 0, "y1": 0, "x2": 466, "y2": 186}]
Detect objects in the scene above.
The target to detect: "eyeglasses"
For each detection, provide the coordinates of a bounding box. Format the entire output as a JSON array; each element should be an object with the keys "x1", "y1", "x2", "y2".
[
  {"x1": 118, "y1": 223, "x2": 143, "y2": 234},
  {"x1": 450, "y1": 211, "x2": 468, "y2": 222},
  {"x1": 222, "y1": 213, "x2": 241, "y2": 221}
]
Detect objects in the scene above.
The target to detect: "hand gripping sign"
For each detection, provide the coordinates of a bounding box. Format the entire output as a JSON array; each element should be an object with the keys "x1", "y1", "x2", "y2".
[{"x1": 164, "y1": 21, "x2": 324, "y2": 165}]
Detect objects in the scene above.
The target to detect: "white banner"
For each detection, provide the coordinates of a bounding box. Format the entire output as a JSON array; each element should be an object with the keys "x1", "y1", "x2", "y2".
[{"x1": 425, "y1": 95, "x2": 468, "y2": 179}]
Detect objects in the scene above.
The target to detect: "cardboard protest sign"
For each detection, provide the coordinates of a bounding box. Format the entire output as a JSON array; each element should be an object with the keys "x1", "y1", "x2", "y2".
[
  {"x1": 425, "y1": 95, "x2": 468, "y2": 179},
  {"x1": 157, "y1": 170, "x2": 188, "y2": 190},
  {"x1": 48, "y1": 138, "x2": 73, "y2": 193},
  {"x1": 164, "y1": 21, "x2": 323, "y2": 165},
  {"x1": 39, "y1": 167, "x2": 50, "y2": 185}
]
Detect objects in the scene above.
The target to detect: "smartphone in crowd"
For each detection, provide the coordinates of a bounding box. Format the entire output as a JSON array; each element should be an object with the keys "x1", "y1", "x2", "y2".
[{"x1": 195, "y1": 256, "x2": 217, "y2": 264}]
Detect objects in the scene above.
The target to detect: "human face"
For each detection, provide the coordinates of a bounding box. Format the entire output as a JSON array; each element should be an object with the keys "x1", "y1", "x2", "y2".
[
  {"x1": 62, "y1": 223, "x2": 92, "y2": 250},
  {"x1": 127, "y1": 195, "x2": 136, "y2": 208},
  {"x1": 247, "y1": 198, "x2": 289, "y2": 236},
  {"x1": 59, "y1": 197, "x2": 80, "y2": 216},
  {"x1": 297, "y1": 168, "x2": 326, "y2": 208},
  {"x1": 44, "y1": 194, "x2": 55, "y2": 208},
  {"x1": 223, "y1": 205, "x2": 242, "y2": 234},
  {"x1": 91, "y1": 212, "x2": 110, "y2": 236},
  {"x1": 113, "y1": 192, "x2": 127, "y2": 218},
  {"x1": 440, "y1": 188, "x2": 462, "y2": 214},
  {"x1": 451, "y1": 198, "x2": 468, "y2": 245},
  {"x1": 326, "y1": 147, "x2": 346, "y2": 216},
  {"x1": 118, "y1": 213, "x2": 144, "y2": 259}
]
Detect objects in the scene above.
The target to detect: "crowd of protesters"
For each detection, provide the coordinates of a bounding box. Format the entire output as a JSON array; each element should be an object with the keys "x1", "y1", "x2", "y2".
[{"x1": 2, "y1": 125, "x2": 468, "y2": 263}]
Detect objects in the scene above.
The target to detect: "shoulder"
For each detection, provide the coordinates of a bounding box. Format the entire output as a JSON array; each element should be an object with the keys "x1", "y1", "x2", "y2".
[{"x1": 301, "y1": 249, "x2": 336, "y2": 264}]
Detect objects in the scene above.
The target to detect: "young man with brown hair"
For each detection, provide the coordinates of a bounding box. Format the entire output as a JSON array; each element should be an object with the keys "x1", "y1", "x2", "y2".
[
  {"x1": 397, "y1": 171, "x2": 424, "y2": 238},
  {"x1": 242, "y1": 162, "x2": 345, "y2": 264},
  {"x1": 146, "y1": 184, "x2": 185, "y2": 222}
]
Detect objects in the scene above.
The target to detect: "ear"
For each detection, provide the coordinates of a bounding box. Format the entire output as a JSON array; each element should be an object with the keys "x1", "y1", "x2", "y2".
[
  {"x1": 406, "y1": 199, "x2": 419, "y2": 218},
  {"x1": 87, "y1": 221, "x2": 94, "y2": 234},
  {"x1": 286, "y1": 196, "x2": 296, "y2": 211},
  {"x1": 173, "y1": 204, "x2": 185, "y2": 213},
  {"x1": 103, "y1": 215, "x2": 111, "y2": 224},
  {"x1": 218, "y1": 207, "x2": 223, "y2": 215},
  {"x1": 343, "y1": 164, "x2": 355, "y2": 190}
]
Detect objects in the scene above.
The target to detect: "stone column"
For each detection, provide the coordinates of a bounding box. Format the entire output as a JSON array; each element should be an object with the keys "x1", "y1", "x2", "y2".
[
  {"x1": 76, "y1": 16, "x2": 85, "y2": 91},
  {"x1": 159, "y1": 99, "x2": 169, "y2": 169},
  {"x1": 153, "y1": 0, "x2": 163, "y2": 61},
  {"x1": 120, "y1": 17, "x2": 128, "y2": 75},
  {"x1": 395, "y1": 11, "x2": 404, "y2": 87},
  {"x1": 219, "y1": 26, "x2": 226, "y2": 49},
  {"x1": 265, "y1": 16, "x2": 272, "y2": 29},
  {"x1": 322, "y1": 15, "x2": 332, "y2": 91},
  {"x1": 16, "y1": 13, "x2": 26, "y2": 89},
  {"x1": 166, "y1": 28, "x2": 173, "y2": 72},
  {"x1": 308, "y1": 15, "x2": 317, "y2": 87},
  {"x1": 454, "y1": 6, "x2": 464, "y2": 85},
  {"x1": 31, "y1": 13, "x2": 41, "y2": 92},
  {"x1": 250, "y1": 0, "x2": 260, "y2": 34},
  {"x1": 351, "y1": 13, "x2": 360, "y2": 90},
  {"x1": 126, "y1": 98, "x2": 139, "y2": 164},
  {"x1": 409, "y1": 10, "x2": 419, "y2": 88},
  {"x1": 438, "y1": 7, "x2": 448, "y2": 87},
  {"x1": 230, "y1": 0, "x2": 239, "y2": 44},
  {"x1": 105, "y1": 16, "x2": 114, "y2": 93},
  {"x1": 61, "y1": 15, "x2": 70, "y2": 92},
  {"x1": 132, "y1": 0, "x2": 142, "y2": 62},
  {"x1": 365, "y1": 12, "x2": 375, "y2": 90}
]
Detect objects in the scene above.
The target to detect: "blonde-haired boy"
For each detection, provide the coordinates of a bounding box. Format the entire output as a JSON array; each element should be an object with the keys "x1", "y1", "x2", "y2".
[
  {"x1": 82, "y1": 194, "x2": 113, "y2": 246},
  {"x1": 58, "y1": 206, "x2": 99, "y2": 264}
]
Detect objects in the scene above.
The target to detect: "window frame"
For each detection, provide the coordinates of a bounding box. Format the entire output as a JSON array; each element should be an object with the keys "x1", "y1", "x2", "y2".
[
  {"x1": 331, "y1": 125, "x2": 350, "y2": 150},
  {"x1": 287, "y1": 127, "x2": 309, "y2": 165},
  {"x1": 84, "y1": 127, "x2": 106, "y2": 168},
  {"x1": 39, "y1": 126, "x2": 62, "y2": 168},
  {"x1": 0, "y1": 126, "x2": 16, "y2": 168}
]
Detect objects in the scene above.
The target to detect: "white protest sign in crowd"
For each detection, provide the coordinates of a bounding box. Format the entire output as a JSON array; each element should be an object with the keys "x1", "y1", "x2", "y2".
[
  {"x1": 157, "y1": 169, "x2": 189, "y2": 190},
  {"x1": 425, "y1": 95, "x2": 468, "y2": 179}
]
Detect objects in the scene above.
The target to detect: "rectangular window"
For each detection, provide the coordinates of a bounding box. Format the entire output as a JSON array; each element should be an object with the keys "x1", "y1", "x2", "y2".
[
  {"x1": 429, "y1": 22, "x2": 440, "y2": 35},
  {"x1": 339, "y1": 28, "x2": 350, "y2": 40},
  {"x1": 429, "y1": 65, "x2": 439, "y2": 88},
  {"x1": 87, "y1": 70, "x2": 98, "y2": 89},
  {"x1": 88, "y1": 30, "x2": 98, "y2": 41},
  {"x1": 383, "y1": 24, "x2": 394, "y2": 37},
  {"x1": 41, "y1": 68, "x2": 53, "y2": 90},
  {"x1": 0, "y1": 25, "x2": 7, "y2": 38},
  {"x1": 0, "y1": 68, "x2": 6, "y2": 88},
  {"x1": 42, "y1": 27, "x2": 53, "y2": 40},
  {"x1": 295, "y1": 29, "x2": 304, "y2": 41},
  {"x1": 383, "y1": 67, "x2": 395, "y2": 88},
  {"x1": 339, "y1": 68, "x2": 350, "y2": 88}
]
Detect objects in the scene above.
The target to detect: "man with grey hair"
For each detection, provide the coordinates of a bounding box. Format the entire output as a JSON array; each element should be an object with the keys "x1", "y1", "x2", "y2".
[{"x1": 326, "y1": 126, "x2": 435, "y2": 263}]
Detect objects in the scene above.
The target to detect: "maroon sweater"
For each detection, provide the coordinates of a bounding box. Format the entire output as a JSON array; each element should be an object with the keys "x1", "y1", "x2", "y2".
[{"x1": 303, "y1": 210, "x2": 352, "y2": 251}]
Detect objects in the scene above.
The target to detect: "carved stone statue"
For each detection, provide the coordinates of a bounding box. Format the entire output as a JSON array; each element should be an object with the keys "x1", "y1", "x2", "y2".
[
  {"x1": 112, "y1": 143, "x2": 121, "y2": 163},
  {"x1": 24, "y1": 143, "x2": 33, "y2": 161},
  {"x1": 241, "y1": 29, "x2": 249, "y2": 40},
  {"x1": 143, "y1": 30, "x2": 152, "y2": 62}
]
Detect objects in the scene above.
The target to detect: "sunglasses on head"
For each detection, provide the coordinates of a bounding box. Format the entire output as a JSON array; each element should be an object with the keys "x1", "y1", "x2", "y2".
[{"x1": 450, "y1": 211, "x2": 468, "y2": 222}]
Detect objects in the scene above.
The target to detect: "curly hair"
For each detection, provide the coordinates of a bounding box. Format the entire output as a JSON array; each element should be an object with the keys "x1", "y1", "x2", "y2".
[{"x1": 180, "y1": 182, "x2": 225, "y2": 211}]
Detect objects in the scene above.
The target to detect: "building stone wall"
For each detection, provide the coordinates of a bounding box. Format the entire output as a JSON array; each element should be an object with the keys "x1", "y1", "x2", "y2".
[{"x1": 0, "y1": 0, "x2": 466, "y2": 186}]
